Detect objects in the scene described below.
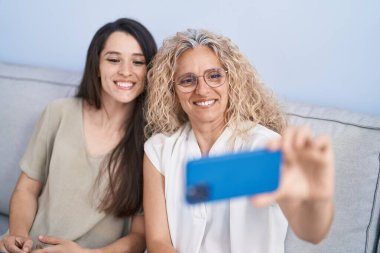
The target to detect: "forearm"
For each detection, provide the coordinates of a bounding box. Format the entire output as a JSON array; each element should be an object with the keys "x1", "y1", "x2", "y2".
[
  {"x1": 281, "y1": 199, "x2": 334, "y2": 244},
  {"x1": 146, "y1": 240, "x2": 177, "y2": 253},
  {"x1": 91, "y1": 232, "x2": 146, "y2": 253},
  {"x1": 9, "y1": 189, "x2": 39, "y2": 237}
]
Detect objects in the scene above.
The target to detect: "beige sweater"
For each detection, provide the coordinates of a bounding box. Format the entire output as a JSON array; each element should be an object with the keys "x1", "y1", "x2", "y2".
[{"x1": 18, "y1": 98, "x2": 129, "y2": 249}]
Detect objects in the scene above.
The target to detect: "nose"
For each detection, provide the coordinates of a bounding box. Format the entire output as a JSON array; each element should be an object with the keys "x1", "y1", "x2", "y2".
[
  {"x1": 118, "y1": 61, "x2": 132, "y2": 77},
  {"x1": 194, "y1": 76, "x2": 210, "y2": 95}
]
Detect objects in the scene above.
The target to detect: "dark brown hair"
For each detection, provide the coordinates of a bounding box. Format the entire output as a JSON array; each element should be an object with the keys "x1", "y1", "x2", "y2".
[{"x1": 77, "y1": 18, "x2": 157, "y2": 217}]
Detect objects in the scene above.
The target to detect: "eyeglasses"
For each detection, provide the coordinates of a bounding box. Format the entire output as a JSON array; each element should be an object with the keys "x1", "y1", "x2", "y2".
[{"x1": 174, "y1": 68, "x2": 228, "y2": 93}]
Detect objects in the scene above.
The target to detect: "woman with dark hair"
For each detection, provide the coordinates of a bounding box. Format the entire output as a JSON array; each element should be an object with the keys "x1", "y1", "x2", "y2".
[{"x1": 0, "y1": 18, "x2": 157, "y2": 253}]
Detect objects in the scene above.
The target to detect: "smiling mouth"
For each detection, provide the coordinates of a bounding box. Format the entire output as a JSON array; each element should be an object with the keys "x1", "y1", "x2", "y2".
[
  {"x1": 194, "y1": 99, "x2": 216, "y2": 107},
  {"x1": 115, "y1": 81, "x2": 134, "y2": 89}
]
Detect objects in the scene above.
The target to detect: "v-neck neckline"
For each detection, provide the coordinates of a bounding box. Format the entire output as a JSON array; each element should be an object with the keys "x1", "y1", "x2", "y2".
[{"x1": 187, "y1": 123, "x2": 232, "y2": 158}]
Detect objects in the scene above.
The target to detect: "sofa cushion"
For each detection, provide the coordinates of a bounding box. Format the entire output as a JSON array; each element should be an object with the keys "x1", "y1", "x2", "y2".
[
  {"x1": 283, "y1": 101, "x2": 380, "y2": 253},
  {"x1": 0, "y1": 214, "x2": 9, "y2": 235},
  {"x1": 0, "y1": 62, "x2": 81, "y2": 216}
]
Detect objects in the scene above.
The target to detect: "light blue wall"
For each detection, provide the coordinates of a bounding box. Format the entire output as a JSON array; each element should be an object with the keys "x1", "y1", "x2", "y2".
[{"x1": 1, "y1": 0, "x2": 379, "y2": 116}]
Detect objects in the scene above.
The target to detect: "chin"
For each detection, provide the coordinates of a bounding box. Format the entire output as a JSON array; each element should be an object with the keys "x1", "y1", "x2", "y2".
[{"x1": 191, "y1": 116, "x2": 220, "y2": 124}]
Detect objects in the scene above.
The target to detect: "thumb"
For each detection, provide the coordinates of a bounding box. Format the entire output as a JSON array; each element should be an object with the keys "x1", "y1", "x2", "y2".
[
  {"x1": 251, "y1": 191, "x2": 280, "y2": 207},
  {"x1": 38, "y1": 235, "x2": 64, "y2": 245}
]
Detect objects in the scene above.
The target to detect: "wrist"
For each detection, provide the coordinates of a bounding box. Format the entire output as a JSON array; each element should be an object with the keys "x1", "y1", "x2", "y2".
[
  {"x1": 9, "y1": 229, "x2": 29, "y2": 238},
  {"x1": 86, "y1": 248, "x2": 102, "y2": 253}
]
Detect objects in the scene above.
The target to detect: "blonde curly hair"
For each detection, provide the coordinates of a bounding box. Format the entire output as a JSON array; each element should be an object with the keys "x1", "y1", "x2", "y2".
[{"x1": 145, "y1": 29, "x2": 287, "y2": 138}]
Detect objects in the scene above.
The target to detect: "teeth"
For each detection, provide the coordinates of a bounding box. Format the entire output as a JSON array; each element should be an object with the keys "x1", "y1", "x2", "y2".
[
  {"x1": 116, "y1": 82, "x2": 133, "y2": 88},
  {"x1": 195, "y1": 100, "x2": 215, "y2": 106}
]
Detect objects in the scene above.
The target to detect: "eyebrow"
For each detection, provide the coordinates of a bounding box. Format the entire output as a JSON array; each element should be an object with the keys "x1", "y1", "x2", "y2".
[
  {"x1": 177, "y1": 72, "x2": 194, "y2": 78},
  {"x1": 176, "y1": 68, "x2": 222, "y2": 78},
  {"x1": 104, "y1": 51, "x2": 145, "y2": 57}
]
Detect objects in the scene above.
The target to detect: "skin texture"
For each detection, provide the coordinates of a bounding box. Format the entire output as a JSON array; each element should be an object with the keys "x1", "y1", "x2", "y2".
[
  {"x1": 1, "y1": 32, "x2": 148, "y2": 253},
  {"x1": 99, "y1": 31, "x2": 146, "y2": 107},
  {"x1": 84, "y1": 31, "x2": 147, "y2": 157},
  {"x1": 174, "y1": 46, "x2": 229, "y2": 155},
  {"x1": 143, "y1": 46, "x2": 334, "y2": 252}
]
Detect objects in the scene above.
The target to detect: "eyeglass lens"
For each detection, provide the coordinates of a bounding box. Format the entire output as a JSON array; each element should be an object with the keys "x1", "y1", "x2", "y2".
[{"x1": 176, "y1": 68, "x2": 226, "y2": 91}]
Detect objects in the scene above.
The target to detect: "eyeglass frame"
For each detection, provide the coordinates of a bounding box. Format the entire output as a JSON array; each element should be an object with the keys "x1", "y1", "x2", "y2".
[{"x1": 173, "y1": 67, "x2": 228, "y2": 93}]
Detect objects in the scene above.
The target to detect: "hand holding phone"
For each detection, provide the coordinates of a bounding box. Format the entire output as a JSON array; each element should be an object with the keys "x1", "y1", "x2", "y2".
[{"x1": 185, "y1": 149, "x2": 282, "y2": 204}]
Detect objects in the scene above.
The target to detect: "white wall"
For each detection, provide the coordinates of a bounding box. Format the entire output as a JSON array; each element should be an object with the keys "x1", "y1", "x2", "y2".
[{"x1": 1, "y1": 0, "x2": 379, "y2": 116}]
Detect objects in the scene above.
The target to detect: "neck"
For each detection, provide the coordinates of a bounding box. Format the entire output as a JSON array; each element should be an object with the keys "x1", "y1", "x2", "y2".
[
  {"x1": 191, "y1": 118, "x2": 226, "y2": 156},
  {"x1": 86, "y1": 98, "x2": 135, "y2": 132}
]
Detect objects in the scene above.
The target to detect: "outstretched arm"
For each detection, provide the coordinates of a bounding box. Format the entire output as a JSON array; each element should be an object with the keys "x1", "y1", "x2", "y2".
[{"x1": 252, "y1": 127, "x2": 335, "y2": 244}]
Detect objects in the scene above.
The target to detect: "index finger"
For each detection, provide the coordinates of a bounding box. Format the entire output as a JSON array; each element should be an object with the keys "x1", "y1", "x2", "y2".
[{"x1": 3, "y1": 240, "x2": 24, "y2": 253}]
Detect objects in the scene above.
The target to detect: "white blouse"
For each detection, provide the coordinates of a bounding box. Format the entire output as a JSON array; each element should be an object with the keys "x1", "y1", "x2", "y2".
[{"x1": 144, "y1": 122, "x2": 288, "y2": 253}]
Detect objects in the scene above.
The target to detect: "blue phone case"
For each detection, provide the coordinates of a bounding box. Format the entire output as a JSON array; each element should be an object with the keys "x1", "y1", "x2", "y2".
[{"x1": 185, "y1": 149, "x2": 282, "y2": 204}]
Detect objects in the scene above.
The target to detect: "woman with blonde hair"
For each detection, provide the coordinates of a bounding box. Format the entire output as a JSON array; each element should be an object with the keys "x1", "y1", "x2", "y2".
[{"x1": 143, "y1": 29, "x2": 334, "y2": 253}]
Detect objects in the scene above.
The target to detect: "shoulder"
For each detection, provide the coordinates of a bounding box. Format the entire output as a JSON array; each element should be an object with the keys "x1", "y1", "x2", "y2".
[
  {"x1": 145, "y1": 132, "x2": 170, "y2": 148},
  {"x1": 248, "y1": 124, "x2": 280, "y2": 139},
  {"x1": 234, "y1": 122, "x2": 280, "y2": 150},
  {"x1": 39, "y1": 97, "x2": 81, "y2": 131},
  {"x1": 144, "y1": 124, "x2": 190, "y2": 174},
  {"x1": 46, "y1": 97, "x2": 81, "y2": 113},
  {"x1": 44, "y1": 97, "x2": 81, "y2": 120},
  {"x1": 145, "y1": 123, "x2": 190, "y2": 151}
]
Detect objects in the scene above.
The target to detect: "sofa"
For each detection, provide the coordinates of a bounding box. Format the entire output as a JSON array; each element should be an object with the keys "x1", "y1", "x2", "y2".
[{"x1": 1, "y1": 61, "x2": 379, "y2": 252}]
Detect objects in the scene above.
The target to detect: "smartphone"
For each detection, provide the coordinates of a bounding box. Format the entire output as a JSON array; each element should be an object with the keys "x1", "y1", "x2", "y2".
[{"x1": 185, "y1": 149, "x2": 282, "y2": 204}]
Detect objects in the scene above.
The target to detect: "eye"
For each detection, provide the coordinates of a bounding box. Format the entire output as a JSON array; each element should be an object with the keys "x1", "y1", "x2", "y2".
[
  {"x1": 207, "y1": 70, "x2": 223, "y2": 82},
  {"x1": 107, "y1": 58, "x2": 120, "y2": 63},
  {"x1": 179, "y1": 76, "x2": 196, "y2": 86},
  {"x1": 133, "y1": 60, "x2": 146, "y2": 66}
]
